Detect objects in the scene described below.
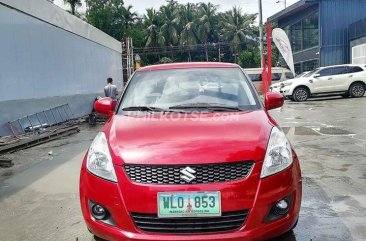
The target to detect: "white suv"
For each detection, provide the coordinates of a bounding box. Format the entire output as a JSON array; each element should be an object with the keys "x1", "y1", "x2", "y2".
[{"x1": 270, "y1": 64, "x2": 366, "y2": 102}]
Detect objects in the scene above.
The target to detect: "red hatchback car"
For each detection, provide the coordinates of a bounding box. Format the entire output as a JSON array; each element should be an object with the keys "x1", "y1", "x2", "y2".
[{"x1": 80, "y1": 62, "x2": 302, "y2": 241}]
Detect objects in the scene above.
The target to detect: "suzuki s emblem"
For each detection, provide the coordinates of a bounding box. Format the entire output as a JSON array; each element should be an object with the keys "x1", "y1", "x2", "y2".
[{"x1": 180, "y1": 166, "x2": 196, "y2": 183}]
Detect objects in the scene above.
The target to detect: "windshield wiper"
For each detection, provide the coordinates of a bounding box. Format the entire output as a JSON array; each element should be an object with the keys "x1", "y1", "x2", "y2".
[
  {"x1": 168, "y1": 103, "x2": 243, "y2": 112},
  {"x1": 122, "y1": 106, "x2": 184, "y2": 113}
]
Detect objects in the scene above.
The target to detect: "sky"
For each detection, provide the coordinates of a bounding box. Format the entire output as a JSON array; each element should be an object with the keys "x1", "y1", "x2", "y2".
[{"x1": 53, "y1": 0, "x2": 299, "y2": 22}]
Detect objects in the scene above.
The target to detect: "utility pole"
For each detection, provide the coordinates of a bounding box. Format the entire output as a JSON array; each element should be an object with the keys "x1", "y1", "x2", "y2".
[
  {"x1": 258, "y1": 0, "x2": 264, "y2": 68},
  {"x1": 276, "y1": 0, "x2": 287, "y2": 8},
  {"x1": 125, "y1": 37, "x2": 134, "y2": 81},
  {"x1": 218, "y1": 43, "x2": 221, "y2": 62}
]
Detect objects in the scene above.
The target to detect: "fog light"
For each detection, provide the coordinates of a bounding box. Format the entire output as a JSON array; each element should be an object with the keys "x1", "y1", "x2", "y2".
[
  {"x1": 276, "y1": 199, "x2": 289, "y2": 210},
  {"x1": 265, "y1": 194, "x2": 293, "y2": 223},
  {"x1": 91, "y1": 204, "x2": 107, "y2": 220}
]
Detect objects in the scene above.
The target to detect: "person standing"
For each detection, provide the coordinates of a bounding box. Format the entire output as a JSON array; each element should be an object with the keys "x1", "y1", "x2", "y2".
[{"x1": 104, "y1": 77, "x2": 119, "y2": 100}]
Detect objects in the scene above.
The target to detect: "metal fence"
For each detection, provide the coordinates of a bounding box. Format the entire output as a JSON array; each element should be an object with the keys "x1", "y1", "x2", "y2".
[{"x1": 6, "y1": 104, "x2": 75, "y2": 136}]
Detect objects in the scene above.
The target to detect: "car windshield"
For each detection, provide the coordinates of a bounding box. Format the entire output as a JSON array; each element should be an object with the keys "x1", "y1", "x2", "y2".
[
  {"x1": 119, "y1": 67, "x2": 260, "y2": 113},
  {"x1": 303, "y1": 69, "x2": 319, "y2": 77}
]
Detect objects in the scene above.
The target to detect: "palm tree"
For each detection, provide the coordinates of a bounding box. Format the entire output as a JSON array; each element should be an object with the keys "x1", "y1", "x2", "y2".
[
  {"x1": 144, "y1": 9, "x2": 164, "y2": 49},
  {"x1": 158, "y1": 1, "x2": 180, "y2": 47},
  {"x1": 197, "y1": 2, "x2": 218, "y2": 61},
  {"x1": 179, "y1": 3, "x2": 199, "y2": 61},
  {"x1": 64, "y1": 0, "x2": 81, "y2": 15},
  {"x1": 221, "y1": 7, "x2": 257, "y2": 62},
  {"x1": 123, "y1": 5, "x2": 138, "y2": 32}
]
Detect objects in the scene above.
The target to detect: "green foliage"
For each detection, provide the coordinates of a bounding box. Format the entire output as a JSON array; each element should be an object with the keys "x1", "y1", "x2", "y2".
[
  {"x1": 220, "y1": 7, "x2": 257, "y2": 55},
  {"x1": 64, "y1": 0, "x2": 82, "y2": 15},
  {"x1": 125, "y1": 20, "x2": 145, "y2": 48},
  {"x1": 237, "y1": 48, "x2": 261, "y2": 68},
  {"x1": 85, "y1": 0, "x2": 137, "y2": 41},
  {"x1": 158, "y1": 57, "x2": 174, "y2": 64},
  {"x1": 85, "y1": 1, "x2": 264, "y2": 66}
]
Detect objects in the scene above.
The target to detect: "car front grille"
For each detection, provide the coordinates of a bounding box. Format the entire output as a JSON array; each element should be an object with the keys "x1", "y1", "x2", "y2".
[
  {"x1": 123, "y1": 161, "x2": 254, "y2": 185},
  {"x1": 131, "y1": 210, "x2": 249, "y2": 234}
]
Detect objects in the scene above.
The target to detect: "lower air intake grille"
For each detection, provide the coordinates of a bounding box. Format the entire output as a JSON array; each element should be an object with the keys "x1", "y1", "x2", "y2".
[{"x1": 131, "y1": 210, "x2": 249, "y2": 234}]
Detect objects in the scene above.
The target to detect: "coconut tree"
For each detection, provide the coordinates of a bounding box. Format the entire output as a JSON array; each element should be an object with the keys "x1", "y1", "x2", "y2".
[
  {"x1": 144, "y1": 7, "x2": 165, "y2": 59},
  {"x1": 158, "y1": 1, "x2": 180, "y2": 47},
  {"x1": 197, "y1": 2, "x2": 218, "y2": 61},
  {"x1": 221, "y1": 6, "x2": 257, "y2": 62},
  {"x1": 64, "y1": 0, "x2": 82, "y2": 15},
  {"x1": 179, "y1": 3, "x2": 199, "y2": 61},
  {"x1": 122, "y1": 5, "x2": 138, "y2": 32}
]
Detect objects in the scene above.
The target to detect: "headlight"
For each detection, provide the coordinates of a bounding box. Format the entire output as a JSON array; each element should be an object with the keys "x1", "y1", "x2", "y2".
[
  {"x1": 87, "y1": 132, "x2": 117, "y2": 182},
  {"x1": 261, "y1": 127, "x2": 293, "y2": 178},
  {"x1": 281, "y1": 82, "x2": 293, "y2": 88}
]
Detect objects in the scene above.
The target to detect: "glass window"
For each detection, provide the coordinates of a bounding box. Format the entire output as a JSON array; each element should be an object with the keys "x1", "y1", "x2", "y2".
[
  {"x1": 332, "y1": 67, "x2": 348, "y2": 75},
  {"x1": 285, "y1": 72, "x2": 295, "y2": 79},
  {"x1": 304, "y1": 69, "x2": 319, "y2": 77},
  {"x1": 303, "y1": 59, "x2": 319, "y2": 72},
  {"x1": 248, "y1": 74, "x2": 261, "y2": 81},
  {"x1": 287, "y1": 11, "x2": 319, "y2": 53},
  {"x1": 120, "y1": 68, "x2": 259, "y2": 111},
  {"x1": 318, "y1": 68, "x2": 332, "y2": 77},
  {"x1": 295, "y1": 63, "x2": 301, "y2": 74},
  {"x1": 303, "y1": 12, "x2": 319, "y2": 50},
  {"x1": 348, "y1": 66, "x2": 364, "y2": 73},
  {"x1": 289, "y1": 21, "x2": 302, "y2": 52},
  {"x1": 272, "y1": 73, "x2": 281, "y2": 81}
]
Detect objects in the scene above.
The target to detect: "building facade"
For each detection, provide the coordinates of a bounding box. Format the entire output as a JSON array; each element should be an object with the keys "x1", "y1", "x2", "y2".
[
  {"x1": 268, "y1": 0, "x2": 366, "y2": 74},
  {"x1": 349, "y1": 18, "x2": 366, "y2": 65}
]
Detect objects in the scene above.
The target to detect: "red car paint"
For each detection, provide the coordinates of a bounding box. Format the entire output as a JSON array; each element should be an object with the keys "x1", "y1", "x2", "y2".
[{"x1": 80, "y1": 63, "x2": 302, "y2": 241}]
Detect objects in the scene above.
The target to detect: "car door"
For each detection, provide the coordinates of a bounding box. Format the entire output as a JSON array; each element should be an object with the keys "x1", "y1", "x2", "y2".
[
  {"x1": 345, "y1": 66, "x2": 365, "y2": 88},
  {"x1": 312, "y1": 67, "x2": 334, "y2": 93},
  {"x1": 332, "y1": 66, "x2": 350, "y2": 91}
]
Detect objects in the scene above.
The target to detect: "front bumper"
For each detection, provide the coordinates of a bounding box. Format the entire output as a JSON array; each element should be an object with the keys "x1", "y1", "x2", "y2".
[{"x1": 80, "y1": 156, "x2": 302, "y2": 241}]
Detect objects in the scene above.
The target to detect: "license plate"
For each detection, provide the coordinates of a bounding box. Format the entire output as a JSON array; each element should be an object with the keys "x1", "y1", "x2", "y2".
[{"x1": 157, "y1": 191, "x2": 221, "y2": 218}]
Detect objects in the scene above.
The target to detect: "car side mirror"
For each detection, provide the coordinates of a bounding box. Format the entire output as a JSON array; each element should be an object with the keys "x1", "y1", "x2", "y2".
[
  {"x1": 265, "y1": 92, "x2": 284, "y2": 110},
  {"x1": 94, "y1": 97, "x2": 114, "y2": 116},
  {"x1": 313, "y1": 73, "x2": 320, "y2": 78}
]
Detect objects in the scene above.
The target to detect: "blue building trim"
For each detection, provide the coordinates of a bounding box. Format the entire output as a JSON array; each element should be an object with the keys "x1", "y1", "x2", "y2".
[{"x1": 319, "y1": 0, "x2": 366, "y2": 66}]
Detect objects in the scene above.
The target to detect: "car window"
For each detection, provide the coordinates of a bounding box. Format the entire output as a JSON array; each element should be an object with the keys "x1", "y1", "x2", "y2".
[
  {"x1": 304, "y1": 69, "x2": 319, "y2": 77},
  {"x1": 285, "y1": 72, "x2": 295, "y2": 79},
  {"x1": 120, "y1": 68, "x2": 260, "y2": 112},
  {"x1": 272, "y1": 73, "x2": 281, "y2": 81},
  {"x1": 318, "y1": 68, "x2": 332, "y2": 77},
  {"x1": 332, "y1": 67, "x2": 348, "y2": 76},
  {"x1": 248, "y1": 74, "x2": 261, "y2": 81},
  {"x1": 348, "y1": 66, "x2": 364, "y2": 73}
]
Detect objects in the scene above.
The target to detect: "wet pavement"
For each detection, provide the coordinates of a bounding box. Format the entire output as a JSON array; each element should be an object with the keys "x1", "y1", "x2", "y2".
[{"x1": 0, "y1": 96, "x2": 366, "y2": 241}]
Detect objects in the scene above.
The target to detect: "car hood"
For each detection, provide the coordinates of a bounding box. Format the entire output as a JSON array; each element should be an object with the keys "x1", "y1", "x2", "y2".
[
  {"x1": 272, "y1": 78, "x2": 304, "y2": 87},
  {"x1": 104, "y1": 110, "x2": 274, "y2": 165}
]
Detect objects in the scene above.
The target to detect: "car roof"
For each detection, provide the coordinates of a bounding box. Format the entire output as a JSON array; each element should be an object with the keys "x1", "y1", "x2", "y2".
[
  {"x1": 319, "y1": 64, "x2": 365, "y2": 69},
  {"x1": 138, "y1": 62, "x2": 239, "y2": 72}
]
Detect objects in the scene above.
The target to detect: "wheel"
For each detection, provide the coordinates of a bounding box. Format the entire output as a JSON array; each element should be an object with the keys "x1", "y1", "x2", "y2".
[
  {"x1": 292, "y1": 87, "x2": 309, "y2": 102},
  {"x1": 349, "y1": 83, "x2": 365, "y2": 98}
]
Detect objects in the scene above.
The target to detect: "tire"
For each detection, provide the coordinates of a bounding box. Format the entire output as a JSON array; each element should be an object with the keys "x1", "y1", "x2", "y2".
[
  {"x1": 349, "y1": 83, "x2": 366, "y2": 98},
  {"x1": 292, "y1": 87, "x2": 309, "y2": 102}
]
